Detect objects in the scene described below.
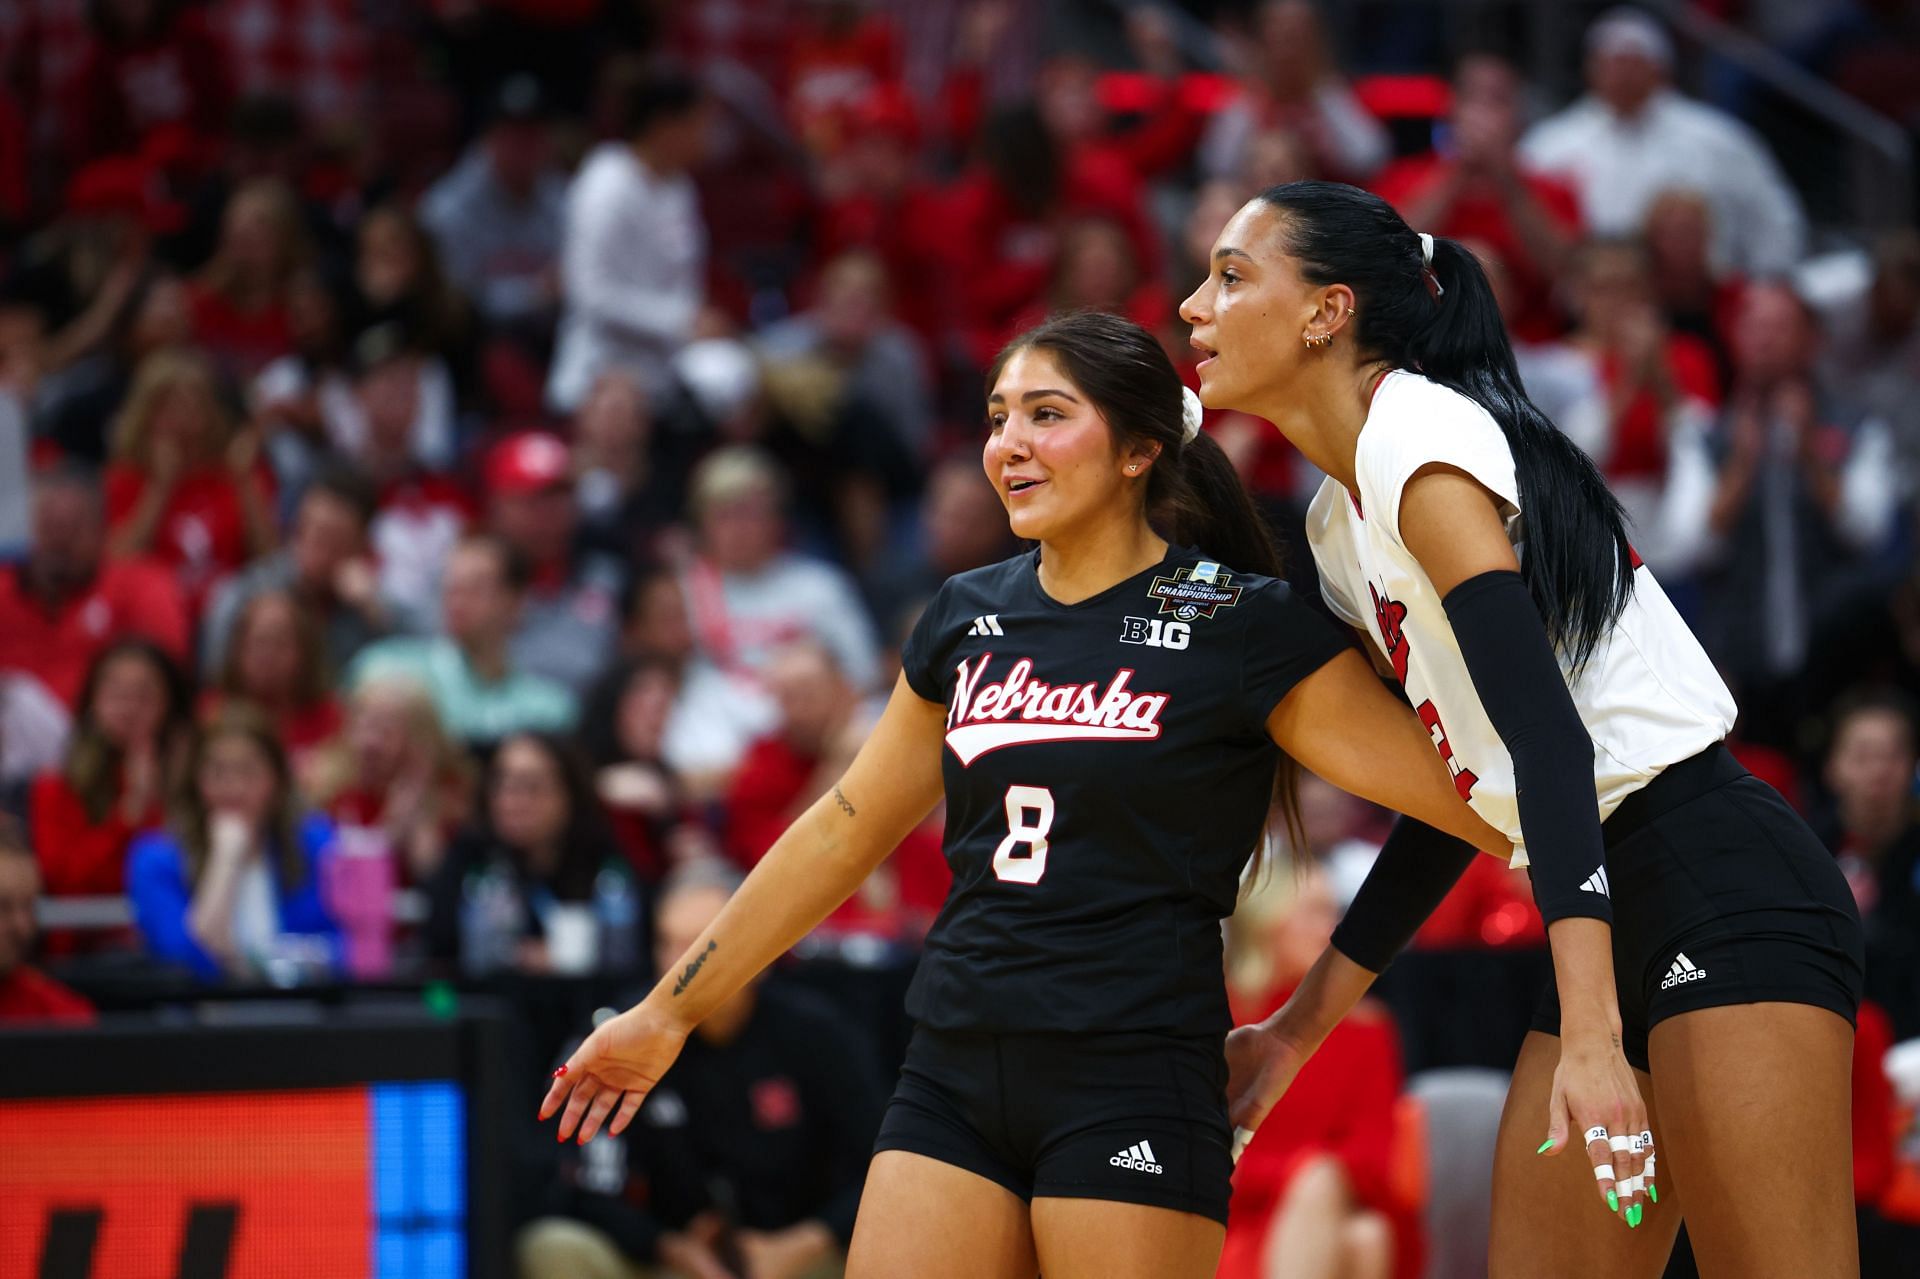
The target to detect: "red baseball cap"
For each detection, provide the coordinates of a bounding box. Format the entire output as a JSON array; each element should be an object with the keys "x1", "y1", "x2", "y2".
[{"x1": 486, "y1": 431, "x2": 572, "y2": 495}]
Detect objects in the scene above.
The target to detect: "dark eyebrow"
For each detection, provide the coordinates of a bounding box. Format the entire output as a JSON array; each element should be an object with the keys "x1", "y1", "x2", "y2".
[
  {"x1": 1212, "y1": 247, "x2": 1255, "y2": 264},
  {"x1": 986, "y1": 388, "x2": 1083, "y2": 405}
]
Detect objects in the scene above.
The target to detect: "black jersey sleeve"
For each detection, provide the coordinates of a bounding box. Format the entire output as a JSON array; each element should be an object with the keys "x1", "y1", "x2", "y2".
[
  {"x1": 900, "y1": 581, "x2": 957, "y2": 703},
  {"x1": 1237, "y1": 579, "x2": 1354, "y2": 731}
]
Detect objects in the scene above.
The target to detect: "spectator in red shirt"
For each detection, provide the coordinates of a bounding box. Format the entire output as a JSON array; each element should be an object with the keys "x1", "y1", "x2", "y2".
[
  {"x1": 30, "y1": 637, "x2": 192, "y2": 898},
  {"x1": 301, "y1": 677, "x2": 473, "y2": 888},
  {"x1": 724, "y1": 640, "x2": 861, "y2": 872},
  {"x1": 206, "y1": 589, "x2": 344, "y2": 777},
  {"x1": 1221, "y1": 865, "x2": 1408, "y2": 1279},
  {"x1": 1643, "y1": 187, "x2": 1744, "y2": 381},
  {"x1": 0, "y1": 822, "x2": 94, "y2": 1025},
  {"x1": 811, "y1": 87, "x2": 952, "y2": 345},
  {"x1": 69, "y1": 0, "x2": 231, "y2": 164},
  {"x1": 1563, "y1": 237, "x2": 1722, "y2": 571},
  {"x1": 1009, "y1": 217, "x2": 1177, "y2": 363},
  {"x1": 1373, "y1": 52, "x2": 1582, "y2": 342},
  {"x1": 723, "y1": 638, "x2": 927, "y2": 934},
  {"x1": 0, "y1": 461, "x2": 190, "y2": 707},
  {"x1": 103, "y1": 347, "x2": 278, "y2": 609},
  {"x1": 942, "y1": 101, "x2": 1161, "y2": 370},
  {"x1": 187, "y1": 178, "x2": 308, "y2": 380}
]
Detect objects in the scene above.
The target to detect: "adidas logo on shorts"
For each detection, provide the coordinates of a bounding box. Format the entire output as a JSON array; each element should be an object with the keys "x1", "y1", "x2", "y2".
[
  {"x1": 1660, "y1": 952, "x2": 1707, "y2": 990},
  {"x1": 1110, "y1": 1140, "x2": 1163, "y2": 1175}
]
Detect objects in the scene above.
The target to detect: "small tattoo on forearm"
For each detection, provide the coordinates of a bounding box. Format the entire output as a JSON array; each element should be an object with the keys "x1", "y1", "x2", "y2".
[
  {"x1": 832, "y1": 786, "x2": 855, "y2": 817},
  {"x1": 672, "y1": 940, "x2": 717, "y2": 996}
]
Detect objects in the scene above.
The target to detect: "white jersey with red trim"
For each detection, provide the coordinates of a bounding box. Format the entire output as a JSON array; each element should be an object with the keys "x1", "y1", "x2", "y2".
[{"x1": 1305, "y1": 371, "x2": 1737, "y2": 867}]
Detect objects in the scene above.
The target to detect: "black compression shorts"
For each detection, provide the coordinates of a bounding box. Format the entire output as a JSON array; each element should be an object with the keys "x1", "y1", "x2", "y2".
[
  {"x1": 1531, "y1": 745, "x2": 1864, "y2": 1070},
  {"x1": 873, "y1": 1025, "x2": 1235, "y2": 1225}
]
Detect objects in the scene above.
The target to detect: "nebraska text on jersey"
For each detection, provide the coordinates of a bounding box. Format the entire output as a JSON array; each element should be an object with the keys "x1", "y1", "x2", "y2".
[{"x1": 944, "y1": 654, "x2": 1170, "y2": 764}]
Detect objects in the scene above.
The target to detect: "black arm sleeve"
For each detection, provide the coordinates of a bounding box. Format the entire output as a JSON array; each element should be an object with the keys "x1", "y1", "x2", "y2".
[
  {"x1": 1328, "y1": 816, "x2": 1481, "y2": 974},
  {"x1": 1441, "y1": 569, "x2": 1611, "y2": 928}
]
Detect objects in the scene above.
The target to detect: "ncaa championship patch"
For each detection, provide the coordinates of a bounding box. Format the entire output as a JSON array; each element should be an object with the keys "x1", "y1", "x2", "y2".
[{"x1": 1147, "y1": 562, "x2": 1242, "y2": 620}]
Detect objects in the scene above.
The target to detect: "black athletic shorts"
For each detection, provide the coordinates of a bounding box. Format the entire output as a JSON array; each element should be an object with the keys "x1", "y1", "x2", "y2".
[
  {"x1": 873, "y1": 1025, "x2": 1236, "y2": 1225},
  {"x1": 1532, "y1": 744, "x2": 1864, "y2": 1071}
]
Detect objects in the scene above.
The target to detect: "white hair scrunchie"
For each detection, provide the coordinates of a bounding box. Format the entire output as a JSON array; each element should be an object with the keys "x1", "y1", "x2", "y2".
[
  {"x1": 1180, "y1": 386, "x2": 1204, "y2": 443},
  {"x1": 1418, "y1": 232, "x2": 1435, "y2": 266}
]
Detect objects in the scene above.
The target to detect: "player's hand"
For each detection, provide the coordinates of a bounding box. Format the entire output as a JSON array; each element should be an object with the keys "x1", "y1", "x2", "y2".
[
  {"x1": 1223, "y1": 1020, "x2": 1313, "y2": 1161},
  {"x1": 1538, "y1": 1029, "x2": 1652, "y2": 1228},
  {"x1": 539, "y1": 1002, "x2": 692, "y2": 1143}
]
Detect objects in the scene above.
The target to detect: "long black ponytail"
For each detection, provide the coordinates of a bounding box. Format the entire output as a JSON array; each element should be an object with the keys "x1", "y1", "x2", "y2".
[
  {"x1": 1257, "y1": 181, "x2": 1634, "y2": 669},
  {"x1": 989, "y1": 311, "x2": 1306, "y2": 872}
]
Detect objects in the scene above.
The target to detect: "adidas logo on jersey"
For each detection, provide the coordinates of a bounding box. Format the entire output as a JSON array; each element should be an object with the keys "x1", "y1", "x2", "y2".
[
  {"x1": 1110, "y1": 1140, "x2": 1163, "y2": 1175},
  {"x1": 967, "y1": 614, "x2": 1005, "y2": 637},
  {"x1": 1580, "y1": 867, "x2": 1610, "y2": 898},
  {"x1": 943, "y1": 654, "x2": 1171, "y2": 765},
  {"x1": 1660, "y1": 953, "x2": 1706, "y2": 989}
]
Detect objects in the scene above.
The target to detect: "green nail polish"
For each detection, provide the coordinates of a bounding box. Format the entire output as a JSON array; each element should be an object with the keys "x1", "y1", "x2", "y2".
[
  {"x1": 1537, "y1": 1139, "x2": 1554, "y2": 1154},
  {"x1": 1607, "y1": 1190, "x2": 1619, "y2": 1213},
  {"x1": 1647, "y1": 1184, "x2": 1658, "y2": 1204},
  {"x1": 1628, "y1": 1205, "x2": 1643, "y2": 1228}
]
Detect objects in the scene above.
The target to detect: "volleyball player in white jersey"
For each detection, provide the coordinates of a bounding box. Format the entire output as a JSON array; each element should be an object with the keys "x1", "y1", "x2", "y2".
[{"x1": 1183, "y1": 182, "x2": 1863, "y2": 1278}]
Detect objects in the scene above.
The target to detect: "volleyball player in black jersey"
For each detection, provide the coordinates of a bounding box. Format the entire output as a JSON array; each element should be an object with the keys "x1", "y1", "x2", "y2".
[{"x1": 541, "y1": 312, "x2": 1509, "y2": 1279}]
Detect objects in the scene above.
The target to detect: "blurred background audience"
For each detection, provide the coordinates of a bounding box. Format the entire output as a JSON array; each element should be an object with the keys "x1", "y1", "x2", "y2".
[{"x1": 5, "y1": 2, "x2": 1920, "y2": 1273}]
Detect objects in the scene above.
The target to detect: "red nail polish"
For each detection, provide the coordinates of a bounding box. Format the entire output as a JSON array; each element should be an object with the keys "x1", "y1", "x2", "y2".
[{"x1": 552, "y1": 1065, "x2": 569, "y2": 1078}]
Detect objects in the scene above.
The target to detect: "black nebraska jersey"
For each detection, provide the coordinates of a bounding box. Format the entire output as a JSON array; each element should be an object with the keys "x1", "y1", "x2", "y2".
[{"x1": 899, "y1": 545, "x2": 1349, "y2": 1037}]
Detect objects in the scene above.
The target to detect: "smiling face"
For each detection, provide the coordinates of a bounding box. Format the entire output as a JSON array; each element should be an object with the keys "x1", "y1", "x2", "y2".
[
  {"x1": 983, "y1": 348, "x2": 1151, "y2": 544},
  {"x1": 1181, "y1": 199, "x2": 1324, "y2": 414}
]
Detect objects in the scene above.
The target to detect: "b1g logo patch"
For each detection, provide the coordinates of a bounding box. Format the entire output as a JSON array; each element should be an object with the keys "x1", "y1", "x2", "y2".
[{"x1": 1147, "y1": 562, "x2": 1242, "y2": 619}]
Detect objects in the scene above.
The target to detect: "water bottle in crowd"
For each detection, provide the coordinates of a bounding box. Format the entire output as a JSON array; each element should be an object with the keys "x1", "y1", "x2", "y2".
[
  {"x1": 460, "y1": 864, "x2": 521, "y2": 978},
  {"x1": 594, "y1": 865, "x2": 640, "y2": 976}
]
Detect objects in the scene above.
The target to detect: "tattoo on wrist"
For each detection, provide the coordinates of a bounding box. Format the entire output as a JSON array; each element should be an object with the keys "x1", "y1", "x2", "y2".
[
  {"x1": 832, "y1": 786, "x2": 855, "y2": 817},
  {"x1": 672, "y1": 939, "x2": 717, "y2": 996}
]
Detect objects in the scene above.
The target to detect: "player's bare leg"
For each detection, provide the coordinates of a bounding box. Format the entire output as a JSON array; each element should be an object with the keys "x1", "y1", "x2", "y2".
[
  {"x1": 1029, "y1": 1196, "x2": 1224, "y2": 1279},
  {"x1": 846, "y1": 1151, "x2": 1037, "y2": 1279},
  {"x1": 1647, "y1": 1003, "x2": 1856, "y2": 1279},
  {"x1": 1489, "y1": 1031, "x2": 1679, "y2": 1279},
  {"x1": 1257, "y1": 1153, "x2": 1391, "y2": 1279}
]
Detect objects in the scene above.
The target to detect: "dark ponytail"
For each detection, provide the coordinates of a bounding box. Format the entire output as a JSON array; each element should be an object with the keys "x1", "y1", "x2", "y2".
[
  {"x1": 1257, "y1": 181, "x2": 1634, "y2": 669},
  {"x1": 989, "y1": 311, "x2": 1306, "y2": 873}
]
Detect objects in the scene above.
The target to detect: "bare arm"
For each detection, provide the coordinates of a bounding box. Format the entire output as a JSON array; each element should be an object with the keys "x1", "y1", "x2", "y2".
[
  {"x1": 1266, "y1": 645, "x2": 1511, "y2": 855},
  {"x1": 649, "y1": 673, "x2": 945, "y2": 1024}
]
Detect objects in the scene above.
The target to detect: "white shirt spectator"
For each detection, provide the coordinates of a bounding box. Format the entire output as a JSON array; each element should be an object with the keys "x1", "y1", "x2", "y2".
[
  {"x1": 1520, "y1": 88, "x2": 1806, "y2": 277},
  {"x1": 1201, "y1": 81, "x2": 1389, "y2": 183},
  {"x1": 547, "y1": 143, "x2": 705, "y2": 412},
  {"x1": 420, "y1": 144, "x2": 566, "y2": 329},
  {"x1": 681, "y1": 552, "x2": 882, "y2": 695},
  {"x1": 252, "y1": 356, "x2": 457, "y2": 472}
]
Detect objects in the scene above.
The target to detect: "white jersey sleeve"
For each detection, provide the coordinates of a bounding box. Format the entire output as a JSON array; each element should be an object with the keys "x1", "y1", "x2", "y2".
[{"x1": 1355, "y1": 374, "x2": 1521, "y2": 547}]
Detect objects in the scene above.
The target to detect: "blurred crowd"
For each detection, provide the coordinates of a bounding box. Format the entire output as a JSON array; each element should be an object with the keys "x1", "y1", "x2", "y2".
[{"x1": 4, "y1": 0, "x2": 1920, "y2": 1275}]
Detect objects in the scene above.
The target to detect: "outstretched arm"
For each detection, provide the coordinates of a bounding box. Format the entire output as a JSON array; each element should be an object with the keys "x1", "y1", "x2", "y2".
[{"x1": 542, "y1": 673, "x2": 947, "y2": 1141}]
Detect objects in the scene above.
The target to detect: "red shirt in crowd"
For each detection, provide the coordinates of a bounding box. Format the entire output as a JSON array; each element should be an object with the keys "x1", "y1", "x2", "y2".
[
  {"x1": 0, "y1": 965, "x2": 95, "y2": 1025},
  {"x1": 1219, "y1": 987, "x2": 1417, "y2": 1279},
  {"x1": 29, "y1": 770, "x2": 164, "y2": 897},
  {"x1": 185, "y1": 281, "x2": 293, "y2": 381},
  {"x1": 1414, "y1": 853, "x2": 1546, "y2": 951},
  {"x1": 105, "y1": 459, "x2": 275, "y2": 609},
  {"x1": 1596, "y1": 335, "x2": 1721, "y2": 482},
  {"x1": 725, "y1": 734, "x2": 948, "y2": 936},
  {"x1": 0, "y1": 559, "x2": 190, "y2": 707},
  {"x1": 68, "y1": 6, "x2": 231, "y2": 162},
  {"x1": 938, "y1": 153, "x2": 1160, "y2": 369},
  {"x1": 1372, "y1": 156, "x2": 1583, "y2": 342}
]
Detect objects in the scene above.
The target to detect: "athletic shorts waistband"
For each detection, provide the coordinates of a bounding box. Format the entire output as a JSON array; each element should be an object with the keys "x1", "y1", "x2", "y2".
[{"x1": 1603, "y1": 743, "x2": 1745, "y2": 848}]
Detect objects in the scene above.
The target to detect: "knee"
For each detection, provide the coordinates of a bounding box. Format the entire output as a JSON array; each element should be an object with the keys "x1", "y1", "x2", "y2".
[
  {"x1": 516, "y1": 1217, "x2": 629, "y2": 1279},
  {"x1": 1339, "y1": 1212, "x2": 1394, "y2": 1275},
  {"x1": 1281, "y1": 1153, "x2": 1356, "y2": 1213}
]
